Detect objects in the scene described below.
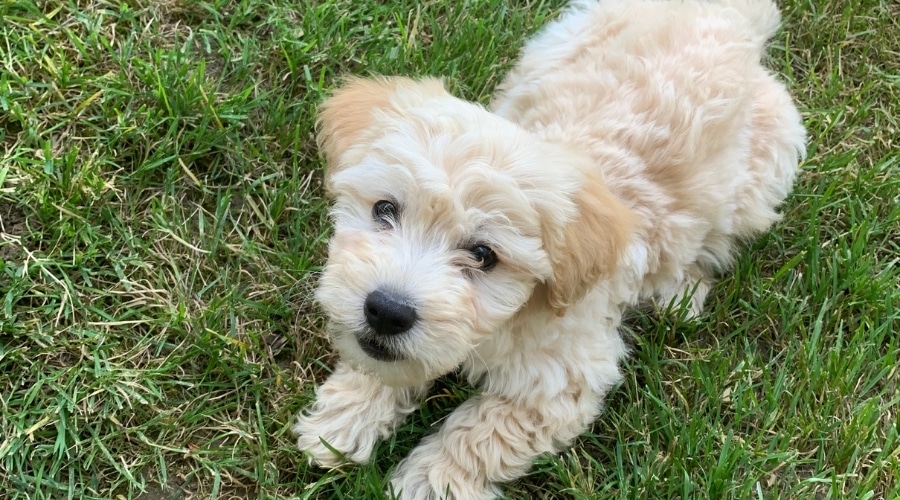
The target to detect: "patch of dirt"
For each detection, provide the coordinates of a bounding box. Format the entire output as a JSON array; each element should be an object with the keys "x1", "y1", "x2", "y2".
[
  {"x1": 133, "y1": 479, "x2": 187, "y2": 500},
  {"x1": 0, "y1": 200, "x2": 27, "y2": 262},
  {"x1": 132, "y1": 475, "x2": 259, "y2": 500}
]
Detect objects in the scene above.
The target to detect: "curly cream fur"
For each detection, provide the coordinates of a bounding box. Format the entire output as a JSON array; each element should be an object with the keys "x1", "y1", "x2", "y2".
[{"x1": 293, "y1": 0, "x2": 806, "y2": 498}]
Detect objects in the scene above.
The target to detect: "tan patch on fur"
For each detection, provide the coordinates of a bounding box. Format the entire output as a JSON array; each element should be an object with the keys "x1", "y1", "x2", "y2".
[
  {"x1": 545, "y1": 168, "x2": 635, "y2": 312},
  {"x1": 316, "y1": 77, "x2": 405, "y2": 174},
  {"x1": 316, "y1": 77, "x2": 447, "y2": 190}
]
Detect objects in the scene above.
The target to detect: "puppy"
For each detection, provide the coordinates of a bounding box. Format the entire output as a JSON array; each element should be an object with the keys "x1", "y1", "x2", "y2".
[{"x1": 293, "y1": 0, "x2": 806, "y2": 498}]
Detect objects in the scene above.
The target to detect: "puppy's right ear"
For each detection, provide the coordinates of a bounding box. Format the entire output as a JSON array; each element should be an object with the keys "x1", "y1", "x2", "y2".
[{"x1": 316, "y1": 77, "x2": 445, "y2": 188}]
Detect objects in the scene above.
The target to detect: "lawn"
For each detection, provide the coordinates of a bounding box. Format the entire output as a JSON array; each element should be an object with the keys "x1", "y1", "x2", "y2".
[{"x1": 0, "y1": 0, "x2": 897, "y2": 498}]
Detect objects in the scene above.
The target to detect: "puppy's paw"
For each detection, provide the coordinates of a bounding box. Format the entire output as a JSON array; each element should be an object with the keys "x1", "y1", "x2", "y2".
[
  {"x1": 293, "y1": 364, "x2": 428, "y2": 468},
  {"x1": 293, "y1": 405, "x2": 379, "y2": 466},
  {"x1": 388, "y1": 436, "x2": 498, "y2": 500},
  {"x1": 656, "y1": 268, "x2": 714, "y2": 320}
]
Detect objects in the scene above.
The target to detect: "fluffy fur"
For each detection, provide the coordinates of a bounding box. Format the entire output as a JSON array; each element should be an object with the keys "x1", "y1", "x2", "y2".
[{"x1": 293, "y1": 0, "x2": 806, "y2": 498}]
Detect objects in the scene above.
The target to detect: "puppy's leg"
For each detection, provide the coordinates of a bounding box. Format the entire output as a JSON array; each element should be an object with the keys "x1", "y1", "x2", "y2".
[
  {"x1": 294, "y1": 363, "x2": 428, "y2": 466},
  {"x1": 656, "y1": 262, "x2": 714, "y2": 319},
  {"x1": 390, "y1": 358, "x2": 619, "y2": 499}
]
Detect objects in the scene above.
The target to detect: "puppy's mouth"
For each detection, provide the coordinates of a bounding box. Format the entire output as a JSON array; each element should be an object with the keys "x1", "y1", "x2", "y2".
[{"x1": 356, "y1": 333, "x2": 405, "y2": 362}]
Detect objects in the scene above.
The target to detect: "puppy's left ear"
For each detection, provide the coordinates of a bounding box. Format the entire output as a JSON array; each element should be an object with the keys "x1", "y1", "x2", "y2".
[
  {"x1": 542, "y1": 168, "x2": 635, "y2": 313},
  {"x1": 316, "y1": 77, "x2": 447, "y2": 189}
]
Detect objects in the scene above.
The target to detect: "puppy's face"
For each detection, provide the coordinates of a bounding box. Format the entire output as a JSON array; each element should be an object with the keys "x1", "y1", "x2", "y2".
[{"x1": 315, "y1": 78, "x2": 632, "y2": 386}]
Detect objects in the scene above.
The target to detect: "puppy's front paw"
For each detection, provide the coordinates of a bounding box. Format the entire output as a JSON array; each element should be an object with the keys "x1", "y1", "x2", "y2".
[
  {"x1": 293, "y1": 364, "x2": 427, "y2": 467},
  {"x1": 293, "y1": 405, "x2": 379, "y2": 466},
  {"x1": 388, "y1": 435, "x2": 498, "y2": 500}
]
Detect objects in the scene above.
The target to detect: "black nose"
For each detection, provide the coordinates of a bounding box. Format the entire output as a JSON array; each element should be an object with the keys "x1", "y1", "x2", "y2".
[{"x1": 364, "y1": 290, "x2": 417, "y2": 336}]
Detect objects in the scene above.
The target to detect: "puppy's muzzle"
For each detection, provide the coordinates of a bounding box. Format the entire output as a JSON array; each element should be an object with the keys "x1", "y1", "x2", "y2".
[{"x1": 357, "y1": 290, "x2": 417, "y2": 361}]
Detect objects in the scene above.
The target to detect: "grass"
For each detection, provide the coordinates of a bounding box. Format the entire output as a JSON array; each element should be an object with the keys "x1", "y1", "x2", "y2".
[{"x1": 0, "y1": 0, "x2": 897, "y2": 498}]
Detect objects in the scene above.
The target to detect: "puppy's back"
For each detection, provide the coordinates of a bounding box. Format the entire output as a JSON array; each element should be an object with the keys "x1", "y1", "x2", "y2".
[{"x1": 491, "y1": 0, "x2": 806, "y2": 283}]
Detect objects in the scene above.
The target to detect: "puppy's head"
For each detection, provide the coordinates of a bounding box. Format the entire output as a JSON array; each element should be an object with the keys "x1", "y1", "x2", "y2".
[{"x1": 315, "y1": 77, "x2": 633, "y2": 386}]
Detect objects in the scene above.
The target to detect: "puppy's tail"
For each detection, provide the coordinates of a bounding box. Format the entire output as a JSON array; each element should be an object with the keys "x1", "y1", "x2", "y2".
[{"x1": 714, "y1": 0, "x2": 782, "y2": 42}]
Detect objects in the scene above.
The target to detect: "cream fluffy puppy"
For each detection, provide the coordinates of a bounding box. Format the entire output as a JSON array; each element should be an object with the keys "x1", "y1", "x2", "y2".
[{"x1": 293, "y1": 0, "x2": 806, "y2": 498}]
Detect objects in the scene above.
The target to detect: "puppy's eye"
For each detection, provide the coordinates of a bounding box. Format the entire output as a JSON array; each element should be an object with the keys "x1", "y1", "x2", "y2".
[
  {"x1": 470, "y1": 245, "x2": 498, "y2": 271},
  {"x1": 373, "y1": 200, "x2": 397, "y2": 227}
]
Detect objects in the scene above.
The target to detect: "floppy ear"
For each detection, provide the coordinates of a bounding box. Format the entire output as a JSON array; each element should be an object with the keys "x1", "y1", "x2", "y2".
[
  {"x1": 316, "y1": 76, "x2": 446, "y2": 190},
  {"x1": 543, "y1": 168, "x2": 635, "y2": 313}
]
